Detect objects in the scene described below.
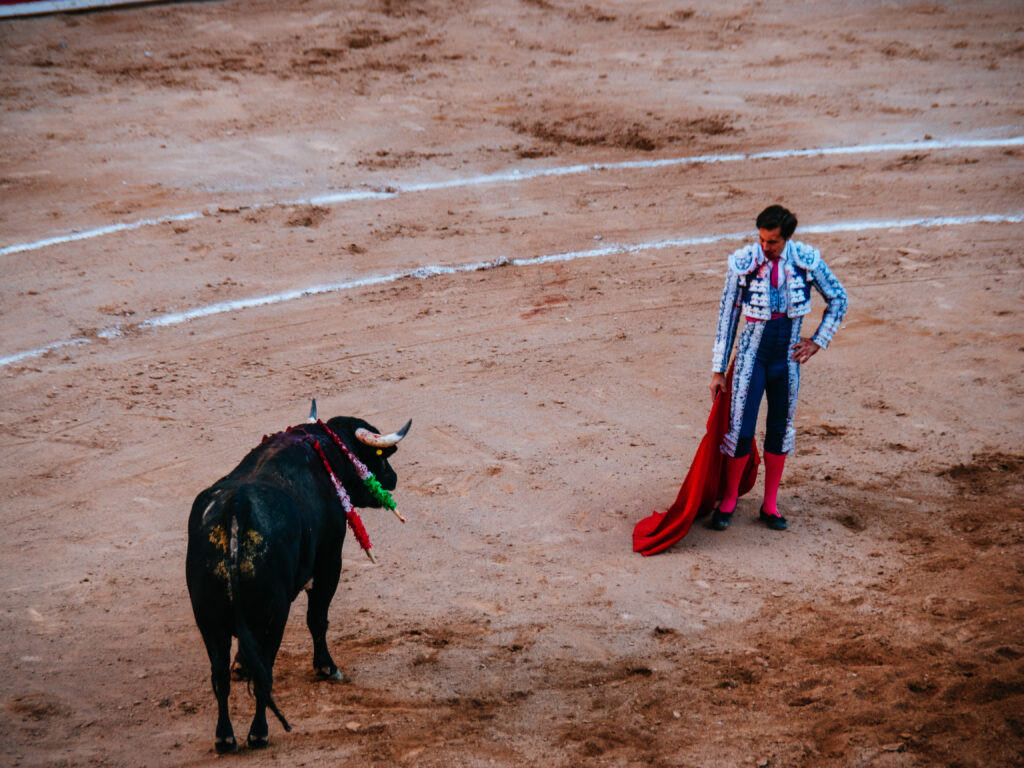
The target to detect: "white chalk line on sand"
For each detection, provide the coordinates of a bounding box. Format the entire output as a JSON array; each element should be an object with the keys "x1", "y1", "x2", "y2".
[
  {"x1": 4, "y1": 212, "x2": 1022, "y2": 370},
  {"x1": 3, "y1": 135, "x2": 1023, "y2": 258}
]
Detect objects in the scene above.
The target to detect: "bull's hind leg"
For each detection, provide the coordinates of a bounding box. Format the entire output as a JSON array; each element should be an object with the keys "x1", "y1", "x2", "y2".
[
  {"x1": 200, "y1": 630, "x2": 237, "y2": 753},
  {"x1": 306, "y1": 550, "x2": 343, "y2": 679},
  {"x1": 246, "y1": 615, "x2": 288, "y2": 749},
  {"x1": 247, "y1": 693, "x2": 269, "y2": 749}
]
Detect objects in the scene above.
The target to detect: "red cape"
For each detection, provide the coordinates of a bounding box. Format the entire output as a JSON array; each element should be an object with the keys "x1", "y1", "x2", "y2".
[{"x1": 632, "y1": 366, "x2": 759, "y2": 556}]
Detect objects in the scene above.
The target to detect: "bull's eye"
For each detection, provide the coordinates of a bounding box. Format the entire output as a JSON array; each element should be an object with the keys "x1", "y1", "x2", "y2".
[{"x1": 376, "y1": 449, "x2": 383, "y2": 456}]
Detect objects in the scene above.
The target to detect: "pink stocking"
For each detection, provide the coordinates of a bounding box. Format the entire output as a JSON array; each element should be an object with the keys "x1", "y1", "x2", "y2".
[
  {"x1": 718, "y1": 454, "x2": 749, "y2": 514},
  {"x1": 763, "y1": 451, "x2": 787, "y2": 516}
]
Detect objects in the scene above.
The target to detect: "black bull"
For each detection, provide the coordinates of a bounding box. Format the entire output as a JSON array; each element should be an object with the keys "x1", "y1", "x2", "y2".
[{"x1": 185, "y1": 414, "x2": 409, "y2": 752}]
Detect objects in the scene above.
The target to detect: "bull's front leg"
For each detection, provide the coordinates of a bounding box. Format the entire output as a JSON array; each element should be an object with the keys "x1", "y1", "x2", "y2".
[{"x1": 306, "y1": 549, "x2": 343, "y2": 680}]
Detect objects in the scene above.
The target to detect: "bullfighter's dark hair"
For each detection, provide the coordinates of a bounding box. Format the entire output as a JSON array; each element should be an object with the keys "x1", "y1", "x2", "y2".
[{"x1": 756, "y1": 205, "x2": 798, "y2": 239}]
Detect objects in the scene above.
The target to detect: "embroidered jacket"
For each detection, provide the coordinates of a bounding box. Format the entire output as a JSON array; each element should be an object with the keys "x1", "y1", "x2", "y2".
[{"x1": 712, "y1": 240, "x2": 848, "y2": 373}]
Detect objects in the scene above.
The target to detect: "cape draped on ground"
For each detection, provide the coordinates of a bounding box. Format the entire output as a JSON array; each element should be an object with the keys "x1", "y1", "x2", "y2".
[{"x1": 632, "y1": 366, "x2": 759, "y2": 556}]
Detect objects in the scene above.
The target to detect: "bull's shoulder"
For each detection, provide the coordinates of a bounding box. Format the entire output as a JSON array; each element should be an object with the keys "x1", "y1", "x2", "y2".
[{"x1": 238, "y1": 431, "x2": 319, "y2": 472}]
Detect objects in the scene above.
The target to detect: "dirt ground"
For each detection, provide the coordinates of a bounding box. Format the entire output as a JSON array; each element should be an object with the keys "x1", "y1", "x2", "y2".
[{"x1": 2, "y1": 0, "x2": 1023, "y2": 766}]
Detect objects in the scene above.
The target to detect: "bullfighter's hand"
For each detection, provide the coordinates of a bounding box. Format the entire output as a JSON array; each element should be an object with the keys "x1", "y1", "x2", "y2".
[
  {"x1": 710, "y1": 372, "x2": 727, "y2": 402},
  {"x1": 790, "y1": 338, "x2": 820, "y2": 364}
]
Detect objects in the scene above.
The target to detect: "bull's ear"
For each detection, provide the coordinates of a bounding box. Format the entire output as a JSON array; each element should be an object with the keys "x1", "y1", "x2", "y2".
[{"x1": 355, "y1": 419, "x2": 412, "y2": 448}]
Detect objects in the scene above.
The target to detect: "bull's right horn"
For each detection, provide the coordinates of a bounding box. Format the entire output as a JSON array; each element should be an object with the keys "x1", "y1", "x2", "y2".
[
  {"x1": 355, "y1": 419, "x2": 412, "y2": 448},
  {"x1": 308, "y1": 398, "x2": 318, "y2": 423}
]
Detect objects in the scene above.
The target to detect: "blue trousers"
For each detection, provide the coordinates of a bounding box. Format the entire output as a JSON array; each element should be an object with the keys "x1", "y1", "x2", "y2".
[{"x1": 733, "y1": 317, "x2": 792, "y2": 458}]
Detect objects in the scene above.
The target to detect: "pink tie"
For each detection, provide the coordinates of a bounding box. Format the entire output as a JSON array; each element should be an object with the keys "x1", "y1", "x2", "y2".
[{"x1": 770, "y1": 259, "x2": 779, "y2": 288}]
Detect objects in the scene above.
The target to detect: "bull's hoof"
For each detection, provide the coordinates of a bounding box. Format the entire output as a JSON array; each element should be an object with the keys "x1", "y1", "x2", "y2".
[
  {"x1": 247, "y1": 733, "x2": 270, "y2": 750},
  {"x1": 317, "y1": 665, "x2": 344, "y2": 681},
  {"x1": 214, "y1": 736, "x2": 238, "y2": 753}
]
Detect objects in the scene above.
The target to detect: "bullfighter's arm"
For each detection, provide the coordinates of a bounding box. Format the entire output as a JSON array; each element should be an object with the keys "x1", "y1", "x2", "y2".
[
  {"x1": 808, "y1": 256, "x2": 848, "y2": 350},
  {"x1": 711, "y1": 266, "x2": 743, "y2": 373}
]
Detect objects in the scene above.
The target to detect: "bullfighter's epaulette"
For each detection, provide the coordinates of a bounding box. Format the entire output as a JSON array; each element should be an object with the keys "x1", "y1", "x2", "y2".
[
  {"x1": 727, "y1": 243, "x2": 760, "y2": 274},
  {"x1": 790, "y1": 240, "x2": 820, "y2": 271}
]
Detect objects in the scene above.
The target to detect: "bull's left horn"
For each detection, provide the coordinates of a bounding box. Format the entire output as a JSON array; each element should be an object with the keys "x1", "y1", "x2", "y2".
[
  {"x1": 308, "y1": 398, "x2": 318, "y2": 424},
  {"x1": 355, "y1": 419, "x2": 412, "y2": 448}
]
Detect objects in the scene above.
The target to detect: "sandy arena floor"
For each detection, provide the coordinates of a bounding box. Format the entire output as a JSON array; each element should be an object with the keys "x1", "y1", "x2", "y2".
[{"x1": 1, "y1": 1, "x2": 1023, "y2": 766}]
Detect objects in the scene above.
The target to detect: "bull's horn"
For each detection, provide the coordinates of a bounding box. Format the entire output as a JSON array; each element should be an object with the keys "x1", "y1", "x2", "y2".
[
  {"x1": 308, "y1": 398, "x2": 318, "y2": 423},
  {"x1": 355, "y1": 419, "x2": 412, "y2": 448}
]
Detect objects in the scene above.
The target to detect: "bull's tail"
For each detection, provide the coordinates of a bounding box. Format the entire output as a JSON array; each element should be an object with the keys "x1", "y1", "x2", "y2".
[{"x1": 226, "y1": 501, "x2": 292, "y2": 734}]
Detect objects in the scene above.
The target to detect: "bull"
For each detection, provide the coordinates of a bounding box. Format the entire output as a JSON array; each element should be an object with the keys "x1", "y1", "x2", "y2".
[{"x1": 185, "y1": 401, "x2": 410, "y2": 752}]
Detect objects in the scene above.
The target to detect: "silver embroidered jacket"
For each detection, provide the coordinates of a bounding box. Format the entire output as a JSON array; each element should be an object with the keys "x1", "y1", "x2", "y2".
[{"x1": 711, "y1": 240, "x2": 848, "y2": 373}]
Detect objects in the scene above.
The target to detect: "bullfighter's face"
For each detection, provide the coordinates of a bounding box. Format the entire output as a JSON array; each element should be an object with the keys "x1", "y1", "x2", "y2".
[{"x1": 758, "y1": 226, "x2": 787, "y2": 261}]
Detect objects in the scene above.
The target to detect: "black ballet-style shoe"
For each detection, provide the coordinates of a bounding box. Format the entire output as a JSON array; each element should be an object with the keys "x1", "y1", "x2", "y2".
[
  {"x1": 759, "y1": 506, "x2": 788, "y2": 530},
  {"x1": 710, "y1": 509, "x2": 733, "y2": 530}
]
